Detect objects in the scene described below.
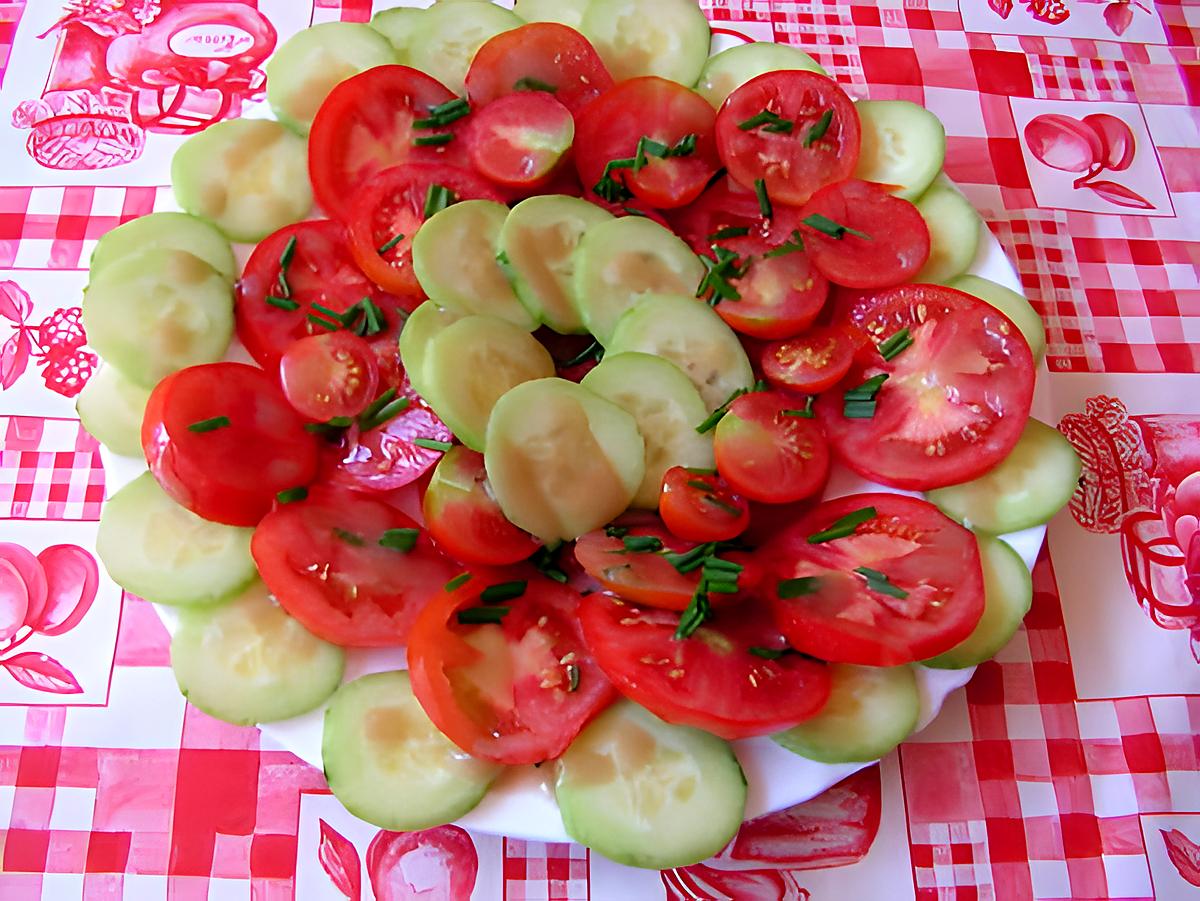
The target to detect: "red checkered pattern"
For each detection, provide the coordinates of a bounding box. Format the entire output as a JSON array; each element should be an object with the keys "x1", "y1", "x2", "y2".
[
  {"x1": 503, "y1": 840, "x2": 590, "y2": 901},
  {"x1": 0, "y1": 417, "x2": 105, "y2": 521},
  {"x1": 0, "y1": 1, "x2": 24, "y2": 88}
]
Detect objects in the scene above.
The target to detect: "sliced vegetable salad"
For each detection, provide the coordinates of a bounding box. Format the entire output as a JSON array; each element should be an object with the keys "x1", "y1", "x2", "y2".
[{"x1": 81, "y1": 0, "x2": 1082, "y2": 870}]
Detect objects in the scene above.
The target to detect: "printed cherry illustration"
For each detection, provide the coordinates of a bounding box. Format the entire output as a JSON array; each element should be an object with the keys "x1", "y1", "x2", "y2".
[
  {"x1": 33, "y1": 545, "x2": 99, "y2": 635},
  {"x1": 1024, "y1": 114, "x2": 1103, "y2": 173},
  {"x1": 0, "y1": 559, "x2": 29, "y2": 641},
  {"x1": 1084, "y1": 113, "x2": 1136, "y2": 171}
]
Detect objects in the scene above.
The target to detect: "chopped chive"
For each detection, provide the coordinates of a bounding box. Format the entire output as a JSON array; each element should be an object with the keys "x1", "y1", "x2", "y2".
[
  {"x1": 187, "y1": 416, "x2": 231, "y2": 433},
  {"x1": 531, "y1": 546, "x2": 569, "y2": 584},
  {"x1": 560, "y1": 339, "x2": 604, "y2": 369},
  {"x1": 415, "y1": 98, "x2": 471, "y2": 129},
  {"x1": 674, "y1": 586, "x2": 712, "y2": 640},
  {"x1": 350, "y1": 297, "x2": 386, "y2": 338},
  {"x1": 480, "y1": 580, "x2": 527, "y2": 604},
  {"x1": 332, "y1": 527, "x2": 366, "y2": 547},
  {"x1": 843, "y1": 400, "x2": 878, "y2": 418},
  {"x1": 414, "y1": 438, "x2": 453, "y2": 452},
  {"x1": 360, "y1": 396, "x2": 411, "y2": 432},
  {"x1": 276, "y1": 486, "x2": 308, "y2": 504},
  {"x1": 695, "y1": 380, "x2": 766, "y2": 434},
  {"x1": 514, "y1": 76, "x2": 558, "y2": 93},
  {"x1": 843, "y1": 373, "x2": 888, "y2": 418},
  {"x1": 765, "y1": 230, "x2": 806, "y2": 258},
  {"x1": 377, "y1": 233, "x2": 405, "y2": 255},
  {"x1": 685, "y1": 467, "x2": 718, "y2": 476},
  {"x1": 709, "y1": 226, "x2": 751, "y2": 241},
  {"x1": 755, "y1": 178, "x2": 773, "y2": 219},
  {"x1": 621, "y1": 535, "x2": 664, "y2": 554},
  {"x1": 855, "y1": 566, "x2": 909, "y2": 599},
  {"x1": 704, "y1": 557, "x2": 744, "y2": 574},
  {"x1": 802, "y1": 213, "x2": 871, "y2": 241},
  {"x1": 307, "y1": 313, "x2": 339, "y2": 332},
  {"x1": 566, "y1": 663, "x2": 581, "y2": 692},
  {"x1": 423, "y1": 184, "x2": 456, "y2": 219},
  {"x1": 706, "y1": 581, "x2": 740, "y2": 595},
  {"x1": 878, "y1": 328, "x2": 914, "y2": 361},
  {"x1": 807, "y1": 507, "x2": 877, "y2": 544},
  {"x1": 803, "y1": 109, "x2": 834, "y2": 147},
  {"x1": 844, "y1": 374, "x2": 889, "y2": 401},
  {"x1": 738, "y1": 109, "x2": 795, "y2": 134},
  {"x1": 778, "y1": 576, "x2": 821, "y2": 598},
  {"x1": 380, "y1": 528, "x2": 420, "y2": 552},
  {"x1": 276, "y1": 235, "x2": 298, "y2": 298},
  {"x1": 457, "y1": 606, "x2": 510, "y2": 626},
  {"x1": 696, "y1": 245, "x2": 750, "y2": 304},
  {"x1": 687, "y1": 479, "x2": 714, "y2": 492},
  {"x1": 414, "y1": 132, "x2": 454, "y2": 147},
  {"x1": 445, "y1": 573, "x2": 472, "y2": 592},
  {"x1": 663, "y1": 544, "x2": 713, "y2": 575},
  {"x1": 595, "y1": 134, "x2": 696, "y2": 201},
  {"x1": 605, "y1": 525, "x2": 630, "y2": 539},
  {"x1": 749, "y1": 646, "x2": 788, "y2": 660},
  {"x1": 266, "y1": 295, "x2": 300, "y2": 311},
  {"x1": 357, "y1": 388, "x2": 397, "y2": 427},
  {"x1": 783, "y1": 396, "x2": 817, "y2": 418},
  {"x1": 310, "y1": 302, "x2": 345, "y2": 324},
  {"x1": 621, "y1": 206, "x2": 650, "y2": 217},
  {"x1": 703, "y1": 494, "x2": 743, "y2": 517}
]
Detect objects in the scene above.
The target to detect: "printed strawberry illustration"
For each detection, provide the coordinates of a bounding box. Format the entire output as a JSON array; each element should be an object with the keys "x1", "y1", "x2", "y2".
[
  {"x1": 36, "y1": 307, "x2": 87, "y2": 357},
  {"x1": 1027, "y1": 0, "x2": 1070, "y2": 24},
  {"x1": 41, "y1": 349, "x2": 98, "y2": 399},
  {"x1": 0, "y1": 280, "x2": 99, "y2": 399}
]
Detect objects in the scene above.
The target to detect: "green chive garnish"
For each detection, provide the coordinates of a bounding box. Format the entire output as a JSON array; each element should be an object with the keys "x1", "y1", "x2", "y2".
[
  {"x1": 307, "y1": 313, "x2": 339, "y2": 332},
  {"x1": 803, "y1": 109, "x2": 833, "y2": 147},
  {"x1": 605, "y1": 525, "x2": 630, "y2": 539},
  {"x1": 457, "y1": 607, "x2": 510, "y2": 626},
  {"x1": 560, "y1": 339, "x2": 604, "y2": 369},
  {"x1": 879, "y1": 328, "x2": 914, "y2": 361},
  {"x1": 377, "y1": 233, "x2": 405, "y2": 255},
  {"x1": 332, "y1": 527, "x2": 366, "y2": 547},
  {"x1": 621, "y1": 535, "x2": 665, "y2": 554},
  {"x1": 423, "y1": 184, "x2": 456, "y2": 219},
  {"x1": 778, "y1": 576, "x2": 821, "y2": 598},
  {"x1": 379, "y1": 528, "x2": 420, "y2": 552},
  {"x1": 709, "y1": 226, "x2": 751, "y2": 241},
  {"x1": 480, "y1": 581, "x2": 527, "y2": 604},
  {"x1": 855, "y1": 566, "x2": 909, "y2": 599},
  {"x1": 749, "y1": 646, "x2": 789, "y2": 660},
  {"x1": 415, "y1": 98, "x2": 471, "y2": 129},
  {"x1": 844, "y1": 374, "x2": 889, "y2": 401},
  {"x1": 765, "y1": 230, "x2": 806, "y2": 258},
  {"x1": 277, "y1": 235, "x2": 298, "y2": 298},
  {"x1": 414, "y1": 133, "x2": 454, "y2": 147},
  {"x1": 703, "y1": 494, "x2": 743, "y2": 517},
  {"x1": 696, "y1": 246, "x2": 749, "y2": 304},
  {"x1": 674, "y1": 587, "x2": 712, "y2": 640},
  {"x1": 844, "y1": 400, "x2": 878, "y2": 419},
  {"x1": 783, "y1": 396, "x2": 817, "y2": 418},
  {"x1": 266, "y1": 296, "x2": 300, "y2": 311},
  {"x1": 276, "y1": 487, "x2": 308, "y2": 504},
  {"x1": 704, "y1": 557, "x2": 744, "y2": 574},
  {"x1": 566, "y1": 663, "x2": 581, "y2": 692},
  {"x1": 414, "y1": 438, "x2": 453, "y2": 452},
  {"x1": 695, "y1": 380, "x2": 766, "y2": 434},
  {"x1": 807, "y1": 507, "x2": 877, "y2": 544},
  {"x1": 803, "y1": 213, "x2": 871, "y2": 241},
  {"x1": 755, "y1": 178, "x2": 773, "y2": 219},
  {"x1": 843, "y1": 374, "x2": 888, "y2": 418},
  {"x1": 187, "y1": 416, "x2": 230, "y2": 433},
  {"x1": 360, "y1": 396, "x2": 411, "y2": 433},
  {"x1": 514, "y1": 76, "x2": 558, "y2": 93},
  {"x1": 445, "y1": 573, "x2": 472, "y2": 592},
  {"x1": 738, "y1": 110, "x2": 795, "y2": 134}
]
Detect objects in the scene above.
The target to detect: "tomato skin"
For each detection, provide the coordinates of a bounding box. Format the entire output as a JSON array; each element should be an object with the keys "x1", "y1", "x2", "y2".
[
  {"x1": 423, "y1": 446, "x2": 542, "y2": 565},
  {"x1": 407, "y1": 571, "x2": 617, "y2": 764},
  {"x1": 714, "y1": 392, "x2": 831, "y2": 504},
  {"x1": 761, "y1": 325, "x2": 856, "y2": 395},
  {"x1": 573, "y1": 516, "x2": 705, "y2": 611},
  {"x1": 762, "y1": 493, "x2": 985, "y2": 666},
  {"x1": 252, "y1": 484, "x2": 457, "y2": 647},
  {"x1": 659, "y1": 467, "x2": 750, "y2": 543},
  {"x1": 713, "y1": 240, "x2": 829, "y2": 340},
  {"x1": 799, "y1": 180, "x2": 930, "y2": 289},
  {"x1": 280, "y1": 332, "x2": 380, "y2": 421},
  {"x1": 579, "y1": 594, "x2": 832, "y2": 739},
  {"x1": 716, "y1": 70, "x2": 860, "y2": 207},
  {"x1": 466, "y1": 92, "x2": 575, "y2": 191},
  {"x1": 141, "y1": 363, "x2": 319, "y2": 527}
]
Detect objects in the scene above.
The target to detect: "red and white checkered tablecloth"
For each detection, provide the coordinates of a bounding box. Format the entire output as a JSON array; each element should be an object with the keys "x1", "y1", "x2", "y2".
[{"x1": 0, "y1": 1, "x2": 1197, "y2": 898}]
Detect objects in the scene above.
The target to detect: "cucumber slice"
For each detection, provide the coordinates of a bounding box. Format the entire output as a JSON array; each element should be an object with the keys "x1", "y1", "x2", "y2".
[
  {"x1": 413, "y1": 200, "x2": 536, "y2": 330},
  {"x1": 82, "y1": 249, "x2": 234, "y2": 389},
  {"x1": 499, "y1": 195, "x2": 614, "y2": 334},
  {"x1": 573, "y1": 217, "x2": 706, "y2": 345},
  {"x1": 947, "y1": 274, "x2": 1047, "y2": 364},
  {"x1": 75, "y1": 364, "x2": 150, "y2": 458},
  {"x1": 171, "y1": 581, "x2": 345, "y2": 726},
  {"x1": 608, "y1": 293, "x2": 754, "y2": 413},
  {"x1": 926, "y1": 418, "x2": 1082, "y2": 535},
  {"x1": 90, "y1": 212, "x2": 236, "y2": 284},
  {"x1": 581, "y1": 353, "x2": 715, "y2": 508},
  {"x1": 773, "y1": 664, "x2": 919, "y2": 764},
  {"x1": 323, "y1": 670, "x2": 503, "y2": 831},
  {"x1": 408, "y1": 2, "x2": 522, "y2": 95},
  {"x1": 914, "y1": 181, "x2": 981, "y2": 284},
  {"x1": 925, "y1": 536, "x2": 1033, "y2": 669},
  {"x1": 555, "y1": 700, "x2": 747, "y2": 869},
  {"x1": 853, "y1": 100, "x2": 946, "y2": 202},
  {"x1": 695, "y1": 42, "x2": 827, "y2": 109},
  {"x1": 514, "y1": 0, "x2": 589, "y2": 29},
  {"x1": 485, "y1": 378, "x2": 645, "y2": 542},
  {"x1": 369, "y1": 7, "x2": 425, "y2": 62},
  {"x1": 97, "y1": 473, "x2": 257, "y2": 608},
  {"x1": 266, "y1": 23, "x2": 396, "y2": 134},
  {"x1": 422, "y1": 315, "x2": 556, "y2": 451},
  {"x1": 398, "y1": 302, "x2": 464, "y2": 401},
  {"x1": 581, "y1": 0, "x2": 712, "y2": 85},
  {"x1": 171, "y1": 119, "x2": 312, "y2": 243}
]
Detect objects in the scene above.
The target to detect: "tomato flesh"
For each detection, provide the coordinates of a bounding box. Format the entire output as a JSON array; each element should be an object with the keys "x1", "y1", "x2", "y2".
[
  {"x1": 280, "y1": 332, "x2": 380, "y2": 421},
  {"x1": 761, "y1": 325, "x2": 856, "y2": 395},
  {"x1": 574, "y1": 515, "x2": 707, "y2": 611},
  {"x1": 713, "y1": 238, "x2": 829, "y2": 340},
  {"x1": 659, "y1": 467, "x2": 750, "y2": 543},
  {"x1": 714, "y1": 392, "x2": 830, "y2": 504},
  {"x1": 466, "y1": 92, "x2": 574, "y2": 191}
]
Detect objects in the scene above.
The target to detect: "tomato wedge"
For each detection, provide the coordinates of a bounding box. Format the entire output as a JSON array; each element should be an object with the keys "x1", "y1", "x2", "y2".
[
  {"x1": 711, "y1": 237, "x2": 829, "y2": 340},
  {"x1": 659, "y1": 467, "x2": 750, "y2": 543},
  {"x1": 252, "y1": 484, "x2": 457, "y2": 647},
  {"x1": 799, "y1": 179, "x2": 930, "y2": 289},
  {"x1": 761, "y1": 325, "x2": 857, "y2": 395},
  {"x1": 716, "y1": 70, "x2": 860, "y2": 206},
  {"x1": 280, "y1": 332, "x2": 380, "y2": 421},
  {"x1": 466, "y1": 92, "x2": 574, "y2": 191},
  {"x1": 574, "y1": 516, "x2": 706, "y2": 611},
  {"x1": 407, "y1": 571, "x2": 617, "y2": 764},
  {"x1": 579, "y1": 594, "x2": 831, "y2": 739},
  {"x1": 762, "y1": 493, "x2": 985, "y2": 666},
  {"x1": 142, "y1": 362, "x2": 319, "y2": 527},
  {"x1": 714, "y1": 392, "x2": 831, "y2": 504},
  {"x1": 818, "y1": 284, "x2": 1035, "y2": 491}
]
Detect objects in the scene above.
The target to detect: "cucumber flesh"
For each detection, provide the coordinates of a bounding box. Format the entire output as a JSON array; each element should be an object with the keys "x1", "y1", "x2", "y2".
[
  {"x1": 323, "y1": 670, "x2": 503, "y2": 831},
  {"x1": 773, "y1": 664, "x2": 919, "y2": 764},
  {"x1": 555, "y1": 700, "x2": 747, "y2": 869},
  {"x1": 82, "y1": 249, "x2": 234, "y2": 389},
  {"x1": 171, "y1": 119, "x2": 312, "y2": 243},
  {"x1": 853, "y1": 100, "x2": 946, "y2": 202},
  {"x1": 369, "y1": 7, "x2": 426, "y2": 62},
  {"x1": 75, "y1": 364, "x2": 150, "y2": 458},
  {"x1": 514, "y1": 0, "x2": 590, "y2": 29},
  {"x1": 97, "y1": 473, "x2": 257, "y2": 608},
  {"x1": 413, "y1": 200, "x2": 536, "y2": 330},
  {"x1": 171, "y1": 581, "x2": 345, "y2": 726},
  {"x1": 409, "y1": 2, "x2": 523, "y2": 95},
  {"x1": 573, "y1": 217, "x2": 707, "y2": 345},
  {"x1": 582, "y1": 353, "x2": 715, "y2": 508},
  {"x1": 926, "y1": 418, "x2": 1082, "y2": 535},
  {"x1": 608, "y1": 293, "x2": 754, "y2": 413},
  {"x1": 499, "y1": 194, "x2": 614, "y2": 334},
  {"x1": 948, "y1": 274, "x2": 1047, "y2": 364},
  {"x1": 925, "y1": 536, "x2": 1033, "y2": 669},
  {"x1": 90, "y1": 212, "x2": 236, "y2": 284},
  {"x1": 398, "y1": 302, "x2": 464, "y2": 401},
  {"x1": 485, "y1": 378, "x2": 645, "y2": 543},
  {"x1": 266, "y1": 23, "x2": 397, "y2": 134},
  {"x1": 422, "y1": 315, "x2": 556, "y2": 452},
  {"x1": 581, "y1": 0, "x2": 712, "y2": 85},
  {"x1": 914, "y1": 181, "x2": 981, "y2": 284},
  {"x1": 695, "y1": 42, "x2": 827, "y2": 109}
]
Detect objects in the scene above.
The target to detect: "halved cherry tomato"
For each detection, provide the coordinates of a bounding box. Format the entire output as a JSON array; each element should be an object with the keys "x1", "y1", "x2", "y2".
[
  {"x1": 407, "y1": 571, "x2": 617, "y2": 764},
  {"x1": 667, "y1": 176, "x2": 765, "y2": 255},
  {"x1": 423, "y1": 446, "x2": 541, "y2": 565},
  {"x1": 714, "y1": 392, "x2": 830, "y2": 504},
  {"x1": 817, "y1": 284, "x2": 1035, "y2": 490},
  {"x1": 465, "y1": 22, "x2": 614, "y2": 116},
  {"x1": 711, "y1": 238, "x2": 829, "y2": 340},
  {"x1": 308, "y1": 65, "x2": 464, "y2": 221},
  {"x1": 252, "y1": 484, "x2": 457, "y2": 646},
  {"x1": 799, "y1": 180, "x2": 930, "y2": 289},
  {"x1": 574, "y1": 77, "x2": 721, "y2": 209},
  {"x1": 345, "y1": 163, "x2": 506, "y2": 301},
  {"x1": 280, "y1": 332, "x2": 380, "y2": 421},
  {"x1": 659, "y1": 467, "x2": 750, "y2": 543},
  {"x1": 574, "y1": 515, "x2": 705, "y2": 611},
  {"x1": 466, "y1": 92, "x2": 574, "y2": 191},
  {"x1": 761, "y1": 325, "x2": 856, "y2": 395},
  {"x1": 762, "y1": 492, "x2": 985, "y2": 666},
  {"x1": 579, "y1": 594, "x2": 831, "y2": 739},
  {"x1": 716, "y1": 70, "x2": 860, "y2": 206},
  {"x1": 142, "y1": 363, "x2": 319, "y2": 526}
]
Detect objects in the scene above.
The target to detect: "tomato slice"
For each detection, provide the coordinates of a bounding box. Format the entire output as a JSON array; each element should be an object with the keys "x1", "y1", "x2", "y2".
[
  {"x1": 659, "y1": 467, "x2": 750, "y2": 543},
  {"x1": 252, "y1": 484, "x2": 457, "y2": 647},
  {"x1": 714, "y1": 392, "x2": 830, "y2": 504},
  {"x1": 466, "y1": 92, "x2": 574, "y2": 191},
  {"x1": 579, "y1": 594, "x2": 831, "y2": 739},
  {"x1": 716, "y1": 71, "x2": 860, "y2": 207},
  {"x1": 308, "y1": 65, "x2": 465, "y2": 221},
  {"x1": 574, "y1": 77, "x2": 721, "y2": 209},
  {"x1": 799, "y1": 180, "x2": 930, "y2": 289},
  {"x1": 423, "y1": 446, "x2": 542, "y2": 565},
  {"x1": 464, "y1": 22, "x2": 614, "y2": 116},
  {"x1": 574, "y1": 516, "x2": 706, "y2": 611},
  {"x1": 711, "y1": 238, "x2": 829, "y2": 340},
  {"x1": 345, "y1": 163, "x2": 506, "y2": 301},
  {"x1": 407, "y1": 571, "x2": 617, "y2": 764},
  {"x1": 761, "y1": 325, "x2": 856, "y2": 395},
  {"x1": 667, "y1": 176, "x2": 765, "y2": 255},
  {"x1": 280, "y1": 332, "x2": 380, "y2": 421},
  {"x1": 762, "y1": 493, "x2": 985, "y2": 666},
  {"x1": 818, "y1": 284, "x2": 1035, "y2": 491}
]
